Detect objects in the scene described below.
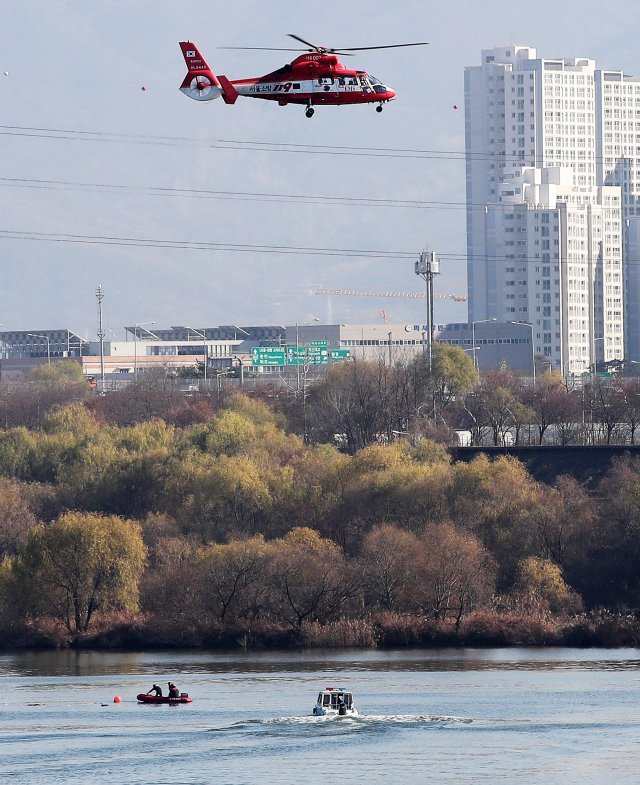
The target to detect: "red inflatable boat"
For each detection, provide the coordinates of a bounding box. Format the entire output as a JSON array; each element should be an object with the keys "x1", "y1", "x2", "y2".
[{"x1": 136, "y1": 693, "x2": 193, "y2": 704}]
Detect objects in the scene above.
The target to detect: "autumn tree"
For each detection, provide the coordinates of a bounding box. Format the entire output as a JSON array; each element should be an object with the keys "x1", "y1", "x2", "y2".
[
  {"x1": 588, "y1": 457, "x2": 640, "y2": 607},
  {"x1": 0, "y1": 427, "x2": 38, "y2": 481},
  {"x1": 430, "y1": 344, "x2": 478, "y2": 413},
  {"x1": 400, "y1": 344, "x2": 478, "y2": 431},
  {"x1": 281, "y1": 444, "x2": 353, "y2": 546},
  {"x1": 194, "y1": 536, "x2": 273, "y2": 621},
  {"x1": 584, "y1": 378, "x2": 626, "y2": 445},
  {"x1": 268, "y1": 528, "x2": 360, "y2": 628},
  {"x1": 28, "y1": 359, "x2": 88, "y2": 385},
  {"x1": 84, "y1": 368, "x2": 186, "y2": 426},
  {"x1": 525, "y1": 371, "x2": 575, "y2": 445},
  {"x1": 533, "y1": 474, "x2": 598, "y2": 589},
  {"x1": 0, "y1": 478, "x2": 38, "y2": 558},
  {"x1": 511, "y1": 556, "x2": 582, "y2": 615},
  {"x1": 359, "y1": 523, "x2": 419, "y2": 610},
  {"x1": 467, "y1": 368, "x2": 533, "y2": 446},
  {"x1": 447, "y1": 454, "x2": 542, "y2": 587},
  {"x1": 0, "y1": 366, "x2": 90, "y2": 430},
  {"x1": 139, "y1": 535, "x2": 199, "y2": 624},
  {"x1": 460, "y1": 390, "x2": 492, "y2": 445},
  {"x1": 305, "y1": 359, "x2": 402, "y2": 452},
  {"x1": 338, "y1": 442, "x2": 452, "y2": 538},
  {"x1": 617, "y1": 377, "x2": 640, "y2": 444},
  {"x1": 13, "y1": 512, "x2": 146, "y2": 632},
  {"x1": 409, "y1": 522, "x2": 496, "y2": 626}
]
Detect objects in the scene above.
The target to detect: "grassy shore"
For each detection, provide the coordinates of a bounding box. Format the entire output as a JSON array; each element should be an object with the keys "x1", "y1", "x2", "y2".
[{"x1": 2, "y1": 610, "x2": 639, "y2": 651}]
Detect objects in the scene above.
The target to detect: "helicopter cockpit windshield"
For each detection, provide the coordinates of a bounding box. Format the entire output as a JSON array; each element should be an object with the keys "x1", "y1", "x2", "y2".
[{"x1": 368, "y1": 75, "x2": 388, "y2": 94}]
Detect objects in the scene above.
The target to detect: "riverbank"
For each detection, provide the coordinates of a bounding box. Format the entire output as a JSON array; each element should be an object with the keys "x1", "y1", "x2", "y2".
[{"x1": 3, "y1": 609, "x2": 639, "y2": 651}]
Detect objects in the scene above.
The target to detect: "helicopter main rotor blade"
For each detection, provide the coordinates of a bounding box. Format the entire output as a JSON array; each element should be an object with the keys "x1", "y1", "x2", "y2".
[
  {"x1": 330, "y1": 42, "x2": 429, "y2": 51},
  {"x1": 287, "y1": 33, "x2": 322, "y2": 51},
  {"x1": 219, "y1": 46, "x2": 311, "y2": 52},
  {"x1": 219, "y1": 45, "x2": 354, "y2": 56}
]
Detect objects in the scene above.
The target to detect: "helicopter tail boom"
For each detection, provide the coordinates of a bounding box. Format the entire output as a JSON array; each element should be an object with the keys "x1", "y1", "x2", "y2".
[{"x1": 179, "y1": 41, "x2": 227, "y2": 102}]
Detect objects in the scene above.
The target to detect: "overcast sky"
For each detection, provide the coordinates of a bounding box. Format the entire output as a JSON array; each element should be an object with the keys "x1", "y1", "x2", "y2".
[{"x1": 1, "y1": 0, "x2": 638, "y2": 339}]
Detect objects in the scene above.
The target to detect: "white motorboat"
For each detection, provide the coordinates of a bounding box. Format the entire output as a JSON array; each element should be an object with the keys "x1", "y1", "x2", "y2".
[{"x1": 312, "y1": 687, "x2": 358, "y2": 716}]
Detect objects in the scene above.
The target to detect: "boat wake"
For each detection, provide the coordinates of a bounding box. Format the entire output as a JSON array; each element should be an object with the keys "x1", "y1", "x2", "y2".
[{"x1": 211, "y1": 714, "x2": 471, "y2": 737}]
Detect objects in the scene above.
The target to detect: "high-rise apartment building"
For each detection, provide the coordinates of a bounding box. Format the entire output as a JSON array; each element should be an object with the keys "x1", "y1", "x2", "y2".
[{"x1": 465, "y1": 45, "x2": 633, "y2": 378}]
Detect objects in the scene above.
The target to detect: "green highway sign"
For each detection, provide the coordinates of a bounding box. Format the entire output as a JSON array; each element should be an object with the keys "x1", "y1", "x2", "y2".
[
  {"x1": 308, "y1": 347, "x2": 329, "y2": 361},
  {"x1": 286, "y1": 345, "x2": 329, "y2": 365},
  {"x1": 253, "y1": 342, "x2": 335, "y2": 367},
  {"x1": 286, "y1": 346, "x2": 309, "y2": 365},
  {"x1": 251, "y1": 347, "x2": 286, "y2": 366},
  {"x1": 329, "y1": 349, "x2": 351, "y2": 361}
]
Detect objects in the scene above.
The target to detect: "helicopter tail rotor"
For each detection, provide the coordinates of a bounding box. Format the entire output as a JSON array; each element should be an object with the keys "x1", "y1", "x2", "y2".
[{"x1": 179, "y1": 41, "x2": 224, "y2": 101}]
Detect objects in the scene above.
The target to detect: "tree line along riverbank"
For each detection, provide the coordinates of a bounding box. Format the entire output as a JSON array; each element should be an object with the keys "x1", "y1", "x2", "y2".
[{"x1": 1, "y1": 359, "x2": 640, "y2": 650}]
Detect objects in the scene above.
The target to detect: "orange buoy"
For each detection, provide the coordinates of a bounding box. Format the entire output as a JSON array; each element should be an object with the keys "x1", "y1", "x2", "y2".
[{"x1": 113, "y1": 695, "x2": 122, "y2": 703}]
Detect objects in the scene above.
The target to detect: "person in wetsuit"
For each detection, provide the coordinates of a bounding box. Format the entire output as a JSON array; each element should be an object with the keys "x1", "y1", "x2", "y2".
[
  {"x1": 168, "y1": 682, "x2": 180, "y2": 698},
  {"x1": 148, "y1": 684, "x2": 162, "y2": 697}
]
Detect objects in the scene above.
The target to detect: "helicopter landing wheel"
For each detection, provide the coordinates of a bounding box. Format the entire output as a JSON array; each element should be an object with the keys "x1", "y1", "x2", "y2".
[
  {"x1": 376, "y1": 104, "x2": 383, "y2": 113},
  {"x1": 305, "y1": 106, "x2": 315, "y2": 118}
]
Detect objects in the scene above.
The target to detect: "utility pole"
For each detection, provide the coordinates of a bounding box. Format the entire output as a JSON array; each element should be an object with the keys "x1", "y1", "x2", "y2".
[
  {"x1": 96, "y1": 284, "x2": 105, "y2": 388},
  {"x1": 414, "y1": 250, "x2": 440, "y2": 370}
]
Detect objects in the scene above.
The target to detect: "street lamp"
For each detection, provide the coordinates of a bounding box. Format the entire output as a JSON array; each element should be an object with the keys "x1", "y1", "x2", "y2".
[
  {"x1": 133, "y1": 321, "x2": 156, "y2": 381},
  {"x1": 184, "y1": 326, "x2": 208, "y2": 381},
  {"x1": 27, "y1": 333, "x2": 51, "y2": 364},
  {"x1": 510, "y1": 320, "x2": 535, "y2": 384},
  {"x1": 471, "y1": 318, "x2": 497, "y2": 370}
]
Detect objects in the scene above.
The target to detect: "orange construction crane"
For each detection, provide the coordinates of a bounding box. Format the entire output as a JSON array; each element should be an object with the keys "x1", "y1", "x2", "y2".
[{"x1": 374, "y1": 310, "x2": 406, "y2": 324}]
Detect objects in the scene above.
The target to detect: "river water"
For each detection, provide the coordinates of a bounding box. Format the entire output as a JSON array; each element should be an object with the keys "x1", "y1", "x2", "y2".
[{"x1": 1, "y1": 648, "x2": 639, "y2": 784}]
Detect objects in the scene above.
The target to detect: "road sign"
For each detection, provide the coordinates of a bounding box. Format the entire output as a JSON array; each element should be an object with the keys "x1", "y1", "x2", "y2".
[
  {"x1": 329, "y1": 349, "x2": 351, "y2": 361},
  {"x1": 286, "y1": 346, "x2": 306, "y2": 365},
  {"x1": 308, "y1": 346, "x2": 329, "y2": 363},
  {"x1": 251, "y1": 347, "x2": 286, "y2": 366},
  {"x1": 286, "y1": 345, "x2": 329, "y2": 365}
]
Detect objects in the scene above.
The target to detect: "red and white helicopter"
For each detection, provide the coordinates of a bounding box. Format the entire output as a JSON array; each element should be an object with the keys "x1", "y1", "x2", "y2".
[{"x1": 179, "y1": 35, "x2": 427, "y2": 117}]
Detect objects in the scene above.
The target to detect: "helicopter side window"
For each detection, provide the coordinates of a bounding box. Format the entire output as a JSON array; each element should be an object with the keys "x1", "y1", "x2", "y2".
[{"x1": 317, "y1": 77, "x2": 334, "y2": 85}]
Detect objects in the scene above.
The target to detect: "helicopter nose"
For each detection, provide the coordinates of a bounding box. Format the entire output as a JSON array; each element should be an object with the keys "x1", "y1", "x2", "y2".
[{"x1": 387, "y1": 86, "x2": 396, "y2": 99}]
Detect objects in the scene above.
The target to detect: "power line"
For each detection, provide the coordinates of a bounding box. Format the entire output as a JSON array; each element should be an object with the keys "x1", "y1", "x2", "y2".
[
  {"x1": 5, "y1": 174, "x2": 624, "y2": 214},
  {"x1": 0, "y1": 125, "x2": 465, "y2": 159},
  {"x1": 1, "y1": 227, "x2": 638, "y2": 269},
  {"x1": 0, "y1": 229, "x2": 418, "y2": 259},
  {"x1": 0, "y1": 123, "x2": 613, "y2": 165},
  {"x1": 0, "y1": 175, "x2": 471, "y2": 210}
]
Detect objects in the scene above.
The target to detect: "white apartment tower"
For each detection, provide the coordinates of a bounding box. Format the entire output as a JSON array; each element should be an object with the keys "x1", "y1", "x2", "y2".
[
  {"x1": 597, "y1": 70, "x2": 640, "y2": 361},
  {"x1": 465, "y1": 45, "x2": 630, "y2": 377}
]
